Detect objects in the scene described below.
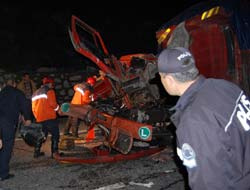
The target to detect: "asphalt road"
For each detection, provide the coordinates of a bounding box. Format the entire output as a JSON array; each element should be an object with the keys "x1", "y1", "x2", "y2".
[{"x1": 0, "y1": 118, "x2": 188, "y2": 190}]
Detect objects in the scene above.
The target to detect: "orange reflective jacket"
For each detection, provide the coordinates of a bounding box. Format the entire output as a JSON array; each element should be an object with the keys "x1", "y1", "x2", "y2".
[
  {"x1": 71, "y1": 83, "x2": 93, "y2": 105},
  {"x1": 32, "y1": 86, "x2": 59, "y2": 122}
]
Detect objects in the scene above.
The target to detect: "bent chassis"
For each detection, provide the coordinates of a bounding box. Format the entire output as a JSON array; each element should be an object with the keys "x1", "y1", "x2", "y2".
[{"x1": 56, "y1": 16, "x2": 172, "y2": 164}]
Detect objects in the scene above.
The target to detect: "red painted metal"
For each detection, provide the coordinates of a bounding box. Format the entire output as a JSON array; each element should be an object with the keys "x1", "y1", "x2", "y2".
[
  {"x1": 54, "y1": 147, "x2": 165, "y2": 164},
  {"x1": 69, "y1": 15, "x2": 159, "y2": 109},
  {"x1": 64, "y1": 15, "x2": 170, "y2": 164},
  {"x1": 93, "y1": 77, "x2": 113, "y2": 100},
  {"x1": 156, "y1": 5, "x2": 250, "y2": 94},
  {"x1": 70, "y1": 15, "x2": 116, "y2": 77},
  {"x1": 94, "y1": 112, "x2": 153, "y2": 142}
]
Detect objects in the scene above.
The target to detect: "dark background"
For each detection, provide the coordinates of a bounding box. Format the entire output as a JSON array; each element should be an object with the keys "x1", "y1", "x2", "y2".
[{"x1": 0, "y1": 1, "x2": 202, "y2": 71}]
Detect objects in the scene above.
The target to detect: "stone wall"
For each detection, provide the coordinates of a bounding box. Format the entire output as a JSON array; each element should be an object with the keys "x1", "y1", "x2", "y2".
[{"x1": 0, "y1": 66, "x2": 98, "y2": 104}]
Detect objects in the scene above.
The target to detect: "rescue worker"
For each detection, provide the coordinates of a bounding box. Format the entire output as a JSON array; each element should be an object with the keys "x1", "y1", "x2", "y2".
[
  {"x1": 157, "y1": 47, "x2": 250, "y2": 189},
  {"x1": 0, "y1": 78, "x2": 31, "y2": 181},
  {"x1": 32, "y1": 76, "x2": 60, "y2": 158},
  {"x1": 63, "y1": 76, "x2": 96, "y2": 138}
]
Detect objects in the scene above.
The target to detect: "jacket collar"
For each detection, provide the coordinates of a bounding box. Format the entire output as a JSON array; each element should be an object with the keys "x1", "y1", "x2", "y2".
[{"x1": 172, "y1": 75, "x2": 206, "y2": 112}]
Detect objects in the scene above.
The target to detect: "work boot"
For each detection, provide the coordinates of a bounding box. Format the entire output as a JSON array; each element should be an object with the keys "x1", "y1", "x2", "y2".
[
  {"x1": 34, "y1": 151, "x2": 45, "y2": 158},
  {"x1": 63, "y1": 132, "x2": 72, "y2": 136},
  {"x1": 63, "y1": 129, "x2": 71, "y2": 136},
  {"x1": 72, "y1": 133, "x2": 79, "y2": 138},
  {"x1": 34, "y1": 143, "x2": 45, "y2": 158},
  {"x1": 0, "y1": 174, "x2": 15, "y2": 181}
]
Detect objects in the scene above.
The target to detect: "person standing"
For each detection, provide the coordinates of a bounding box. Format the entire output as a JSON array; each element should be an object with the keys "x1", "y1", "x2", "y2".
[
  {"x1": 32, "y1": 76, "x2": 60, "y2": 158},
  {"x1": 17, "y1": 73, "x2": 37, "y2": 100},
  {"x1": 63, "y1": 76, "x2": 96, "y2": 138},
  {"x1": 157, "y1": 47, "x2": 250, "y2": 189},
  {"x1": 0, "y1": 78, "x2": 31, "y2": 181},
  {"x1": 17, "y1": 73, "x2": 37, "y2": 121}
]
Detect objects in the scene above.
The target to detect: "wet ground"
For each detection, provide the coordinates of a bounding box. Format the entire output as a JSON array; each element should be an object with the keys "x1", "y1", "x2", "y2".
[{"x1": 0, "y1": 118, "x2": 189, "y2": 190}]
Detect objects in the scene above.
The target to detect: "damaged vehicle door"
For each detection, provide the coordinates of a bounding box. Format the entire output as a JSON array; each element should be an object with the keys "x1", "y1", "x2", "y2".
[{"x1": 56, "y1": 16, "x2": 172, "y2": 163}]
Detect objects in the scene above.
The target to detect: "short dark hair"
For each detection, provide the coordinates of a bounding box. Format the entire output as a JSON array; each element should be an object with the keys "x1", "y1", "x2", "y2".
[
  {"x1": 170, "y1": 66, "x2": 199, "y2": 82},
  {"x1": 23, "y1": 72, "x2": 30, "y2": 77},
  {"x1": 5, "y1": 77, "x2": 16, "y2": 86}
]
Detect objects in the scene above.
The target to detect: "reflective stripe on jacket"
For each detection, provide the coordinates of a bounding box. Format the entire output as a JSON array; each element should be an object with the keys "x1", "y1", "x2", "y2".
[
  {"x1": 32, "y1": 85, "x2": 59, "y2": 122},
  {"x1": 71, "y1": 83, "x2": 93, "y2": 105}
]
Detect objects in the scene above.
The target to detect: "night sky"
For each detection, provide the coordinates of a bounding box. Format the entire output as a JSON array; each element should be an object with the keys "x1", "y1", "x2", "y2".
[{"x1": 0, "y1": 1, "x2": 202, "y2": 71}]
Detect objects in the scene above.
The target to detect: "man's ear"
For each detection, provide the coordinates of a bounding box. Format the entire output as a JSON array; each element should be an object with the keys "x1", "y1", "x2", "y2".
[
  {"x1": 166, "y1": 75, "x2": 178, "y2": 91},
  {"x1": 165, "y1": 74, "x2": 174, "y2": 83}
]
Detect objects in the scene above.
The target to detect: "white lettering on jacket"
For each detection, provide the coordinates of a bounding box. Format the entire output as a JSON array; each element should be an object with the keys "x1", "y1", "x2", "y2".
[
  {"x1": 177, "y1": 52, "x2": 191, "y2": 61},
  {"x1": 225, "y1": 91, "x2": 250, "y2": 132},
  {"x1": 237, "y1": 94, "x2": 250, "y2": 131}
]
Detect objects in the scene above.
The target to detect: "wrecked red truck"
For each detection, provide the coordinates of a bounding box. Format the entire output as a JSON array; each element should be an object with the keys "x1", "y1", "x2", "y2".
[{"x1": 56, "y1": 15, "x2": 170, "y2": 163}]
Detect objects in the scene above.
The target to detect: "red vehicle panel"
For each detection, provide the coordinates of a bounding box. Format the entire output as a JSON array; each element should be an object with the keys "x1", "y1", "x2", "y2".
[
  {"x1": 59, "y1": 15, "x2": 170, "y2": 163},
  {"x1": 156, "y1": 1, "x2": 250, "y2": 94}
]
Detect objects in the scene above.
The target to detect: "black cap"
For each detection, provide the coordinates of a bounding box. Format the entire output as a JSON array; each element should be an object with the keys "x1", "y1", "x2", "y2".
[{"x1": 157, "y1": 47, "x2": 195, "y2": 73}]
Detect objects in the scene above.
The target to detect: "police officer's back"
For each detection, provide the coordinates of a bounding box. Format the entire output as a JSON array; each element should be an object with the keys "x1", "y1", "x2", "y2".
[{"x1": 0, "y1": 78, "x2": 31, "y2": 181}]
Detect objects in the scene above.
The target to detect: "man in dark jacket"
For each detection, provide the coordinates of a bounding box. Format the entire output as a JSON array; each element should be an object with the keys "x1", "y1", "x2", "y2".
[
  {"x1": 0, "y1": 78, "x2": 31, "y2": 181},
  {"x1": 157, "y1": 47, "x2": 250, "y2": 189}
]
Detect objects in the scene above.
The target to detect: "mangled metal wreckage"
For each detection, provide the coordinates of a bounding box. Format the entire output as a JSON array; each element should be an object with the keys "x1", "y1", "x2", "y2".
[
  {"x1": 56, "y1": 0, "x2": 250, "y2": 163},
  {"x1": 54, "y1": 16, "x2": 172, "y2": 163}
]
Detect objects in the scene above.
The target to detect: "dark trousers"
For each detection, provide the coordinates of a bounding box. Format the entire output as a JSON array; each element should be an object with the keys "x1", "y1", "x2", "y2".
[
  {"x1": 16, "y1": 99, "x2": 34, "y2": 136},
  {"x1": 40, "y1": 119, "x2": 60, "y2": 152},
  {"x1": 0, "y1": 119, "x2": 15, "y2": 178},
  {"x1": 25, "y1": 98, "x2": 35, "y2": 122}
]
